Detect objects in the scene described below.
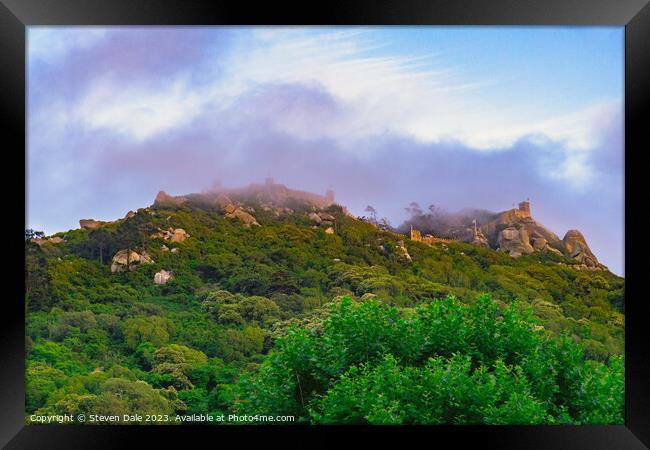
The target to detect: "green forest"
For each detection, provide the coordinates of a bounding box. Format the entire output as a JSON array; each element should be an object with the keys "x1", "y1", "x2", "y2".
[{"x1": 24, "y1": 196, "x2": 625, "y2": 425}]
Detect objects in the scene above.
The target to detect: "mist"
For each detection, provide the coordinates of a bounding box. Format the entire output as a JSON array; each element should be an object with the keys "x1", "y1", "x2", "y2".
[{"x1": 391, "y1": 204, "x2": 497, "y2": 237}]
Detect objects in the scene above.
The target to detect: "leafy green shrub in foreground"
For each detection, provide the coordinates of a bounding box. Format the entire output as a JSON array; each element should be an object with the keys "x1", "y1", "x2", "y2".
[{"x1": 235, "y1": 295, "x2": 623, "y2": 425}]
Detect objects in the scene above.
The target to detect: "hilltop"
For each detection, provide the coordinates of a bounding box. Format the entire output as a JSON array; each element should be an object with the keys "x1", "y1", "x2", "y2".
[
  {"x1": 57, "y1": 180, "x2": 606, "y2": 271},
  {"x1": 404, "y1": 200, "x2": 606, "y2": 270}
]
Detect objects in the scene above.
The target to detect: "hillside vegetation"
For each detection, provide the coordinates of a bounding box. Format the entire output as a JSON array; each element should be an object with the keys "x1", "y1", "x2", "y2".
[{"x1": 25, "y1": 191, "x2": 624, "y2": 424}]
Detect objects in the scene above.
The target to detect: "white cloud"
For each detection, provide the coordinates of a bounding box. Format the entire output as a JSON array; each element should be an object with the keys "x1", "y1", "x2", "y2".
[
  {"x1": 32, "y1": 28, "x2": 621, "y2": 190},
  {"x1": 74, "y1": 75, "x2": 205, "y2": 141},
  {"x1": 222, "y1": 29, "x2": 623, "y2": 188},
  {"x1": 215, "y1": 29, "x2": 619, "y2": 154}
]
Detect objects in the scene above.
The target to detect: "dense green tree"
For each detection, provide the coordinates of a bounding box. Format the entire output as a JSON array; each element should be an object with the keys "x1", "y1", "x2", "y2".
[
  {"x1": 24, "y1": 198, "x2": 625, "y2": 425},
  {"x1": 25, "y1": 229, "x2": 45, "y2": 241},
  {"x1": 235, "y1": 295, "x2": 623, "y2": 424},
  {"x1": 123, "y1": 316, "x2": 174, "y2": 350},
  {"x1": 25, "y1": 241, "x2": 53, "y2": 311}
]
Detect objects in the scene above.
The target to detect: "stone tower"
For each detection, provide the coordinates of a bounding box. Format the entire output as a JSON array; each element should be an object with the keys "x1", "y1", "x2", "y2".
[
  {"x1": 410, "y1": 225, "x2": 422, "y2": 242},
  {"x1": 517, "y1": 199, "x2": 531, "y2": 218}
]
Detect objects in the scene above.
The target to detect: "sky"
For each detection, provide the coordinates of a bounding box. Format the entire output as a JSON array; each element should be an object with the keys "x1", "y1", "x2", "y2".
[{"x1": 27, "y1": 26, "x2": 624, "y2": 275}]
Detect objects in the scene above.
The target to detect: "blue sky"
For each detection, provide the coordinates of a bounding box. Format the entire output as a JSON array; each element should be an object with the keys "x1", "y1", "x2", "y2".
[{"x1": 27, "y1": 26, "x2": 624, "y2": 274}]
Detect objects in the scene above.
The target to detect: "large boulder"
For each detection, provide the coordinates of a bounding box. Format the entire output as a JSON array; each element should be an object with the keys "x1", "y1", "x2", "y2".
[
  {"x1": 33, "y1": 236, "x2": 66, "y2": 246},
  {"x1": 170, "y1": 228, "x2": 190, "y2": 243},
  {"x1": 111, "y1": 249, "x2": 155, "y2": 273},
  {"x1": 318, "y1": 212, "x2": 336, "y2": 222},
  {"x1": 151, "y1": 227, "x2": 190, "y2": 242},
  {"x1": 225, "y1": 207, "x2": 260, "y2": 228},
  {"x1": 80, "y1": 219, "x2": 103, "y2": 230},
  {"x1": 562, "y1": 230, "x2": 604, "y2": 269},
  {"x1": 308, "y1": 212, "x2": 322, "y2": 224},
  {"x1": 151, "y1": 228, "x2": 168, "y2": 239},
  {"x1": 543, "y1": 245, "x2": 564, "y2": 257},
  {"x1": 110, "y1": 249, "x2": 142, "y2": 273},
  {"x1": 139, "y1": 250, "x2": 155, "y2": 264},
  {"x1": 154, "y1": 270, "x2": 173, "y2": 285},
  {"x1": 529, "y1": 232, "x2": 548, "y2": 250},
  {"x1": 497, "y1": 226, "x2": 534, "y2": 257}
]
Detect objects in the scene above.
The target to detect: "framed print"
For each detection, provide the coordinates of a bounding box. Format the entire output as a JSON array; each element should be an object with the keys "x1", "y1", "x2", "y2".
[{"x1": 1, "y1": 0, "x2": 648, "y2": 448}]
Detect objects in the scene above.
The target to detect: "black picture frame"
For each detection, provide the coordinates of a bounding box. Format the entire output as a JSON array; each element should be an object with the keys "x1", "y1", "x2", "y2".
[{"x1": 1, "y1": 0, "x2": 648, "y2": 448}]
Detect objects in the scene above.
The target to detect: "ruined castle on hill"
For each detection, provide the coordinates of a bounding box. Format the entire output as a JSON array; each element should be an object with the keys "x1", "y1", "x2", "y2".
[
  {"x1": 408, "y1": 199, "x2": 606, "y2": 270},
  {"x1": 39, "y1": 177, "x2": 605, "y2": 272}
]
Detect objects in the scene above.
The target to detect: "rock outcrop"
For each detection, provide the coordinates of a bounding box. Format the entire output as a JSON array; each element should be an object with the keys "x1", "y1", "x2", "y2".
[
  {"x1": 111, "y1": 249, "x2": 141, "y2": 273},
  {"x1": 562, "y1": 230, "x2": 606, "y2": 269},
  {"x1": 80, "y1": 219, "x2": 104, "y2": 230},
  {"x1": 308, "y1": 211, "x2": 337, "y2": 232},
  {"x1": 110, "y1": 249, "x2": 154, "y2": 273},
  {"x1": 224, "y1": 204, "x2": 260, "y2": 228},
  {"x1": 170, "y1": 228, "x2": 190, "y2": 242},
  {"x1": 151, "y1": 227, "x2": 190, "y2": 242},
  {"x1": 497, "y1": 225, "x2": 534, "y2": 257},
  {"x1": 32, "y1": 236, "x2": 65, "y2": 246},
  {"x1": 529, "y1": 232, "x2": 547, "y2": 250},
  {"x1": 154, "y1": 270, "x2": 173, "y2": 285},
  {"x1": 477, "y1": 201, "x2": 560, "y2": 249},
  {"x1": 485, "y1": 202, "x2": 603, "y2": 267},
  {"x1": 139, "y1": 250, "x2": 155, "y2": 265},
  {"x1": 543, "y1": 245, "x2": 564, "y2": 257},
  {"x1": 408, "y1": 199, "x2": 605, "y2": 269},
  {"x1": 154, "y1": 191, "x2": 187, "y2": 206}
]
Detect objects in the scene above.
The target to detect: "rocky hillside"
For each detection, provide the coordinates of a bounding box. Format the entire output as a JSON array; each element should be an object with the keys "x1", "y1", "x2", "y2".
[
  {"x1": 25, "y1": 180, "x2": 624, "y2": 424},
  {"x1": 407, "y1": 200, "x2": 606, "y2": 270},
  {"x1": 68, "y1": 185, "x2": 607, "y2": 271},
  {"x1": 31, "y1": 182, "x2": 614, "y2": 304},
  {"x1": 155, "y1": 177, "x2": 336, "y2": 212}
]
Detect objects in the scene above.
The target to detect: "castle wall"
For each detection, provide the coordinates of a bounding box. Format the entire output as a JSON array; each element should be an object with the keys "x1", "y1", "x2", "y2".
[{"x1": 409, "y1": 227, "x2": 452, "y2": 245}]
